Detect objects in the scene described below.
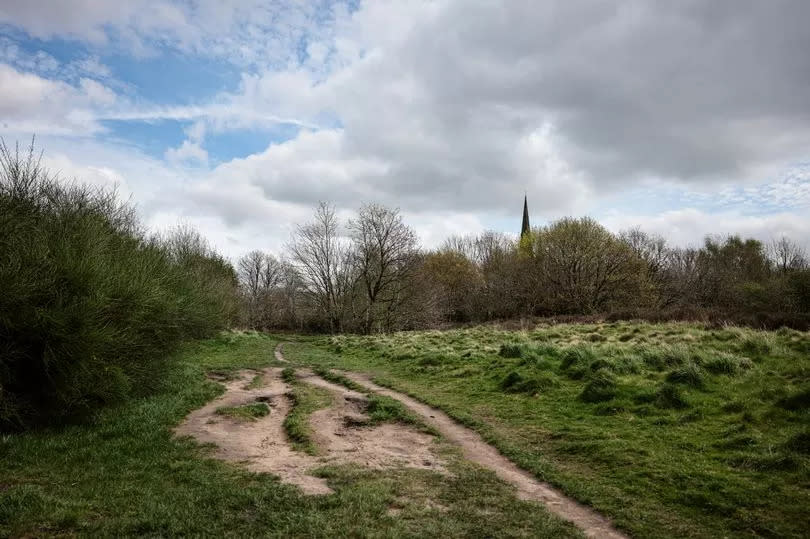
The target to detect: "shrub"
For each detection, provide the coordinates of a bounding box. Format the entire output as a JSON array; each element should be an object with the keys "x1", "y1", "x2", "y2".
[
  {"x1": 0, "y1": 141, "x2": 237, "y2": 430},
  {"x1": 579, "y1": 370, "x2": 618, "y2": 403}
]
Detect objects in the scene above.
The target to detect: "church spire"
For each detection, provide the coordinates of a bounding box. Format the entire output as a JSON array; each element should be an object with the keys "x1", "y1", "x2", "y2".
[{"x1": 521, "y1": 194, "x2": 530, "y2": 238}]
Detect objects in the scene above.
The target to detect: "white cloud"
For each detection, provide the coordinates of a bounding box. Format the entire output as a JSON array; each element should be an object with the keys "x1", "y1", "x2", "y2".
[
  {"x1": 2, "y1": 1, "x2": 809, "y2": 263},
  {"x1": 600, "y1": 208, "x2": 810, "y2": 252},
  {"x1": 0, "y1": 63, "x2": 118, "y2": 135},
  {"x1": 165, "y1": 140, "x2": 208, "y2": 166}
]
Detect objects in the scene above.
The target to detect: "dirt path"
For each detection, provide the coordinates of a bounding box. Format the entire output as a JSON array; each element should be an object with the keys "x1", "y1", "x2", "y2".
[
  {"x1": 175, "y1": 366, "x2": 443, "y2": 495},
  {"x1": 175, "y1": 368, "x2": 332, "y2": 494},
  {"x1": 274, "y1": 342, "x2": 288, "y2": 362},
  {"x1": 339, "y1": 371, "x2": 628, "y2": 539}
]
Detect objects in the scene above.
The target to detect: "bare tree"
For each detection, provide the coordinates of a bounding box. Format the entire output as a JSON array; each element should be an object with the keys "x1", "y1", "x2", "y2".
[
  {"x1": 349, "y1": 203, "x2": 419, "y2": 333},
  {"x1": 237, "y1": 251, "x2": 284, "y2": 328},
  {"x1": 288, "y1": 202, "x2": 355, "y2": 332},
  {"x1": 769, "y1": 237, "x2": 807, "y2": 274}
]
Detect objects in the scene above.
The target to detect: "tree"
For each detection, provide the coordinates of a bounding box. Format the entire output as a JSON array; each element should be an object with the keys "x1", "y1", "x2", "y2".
[
  {"x1": 530, "y1": 217, "x2": 644, "y2": 313},
  {"x1": 288, "y1": 203, "x2": 355, "y2": 332},
  {"x1": 237, "y1": 251, "x2": 283, "y2": 328},
  {"x1": 769, "y1": 237, "x2": 807, "y2": 274},
  {"x1": 348, "y1": 203, "x2": 419, "y2": 333}
]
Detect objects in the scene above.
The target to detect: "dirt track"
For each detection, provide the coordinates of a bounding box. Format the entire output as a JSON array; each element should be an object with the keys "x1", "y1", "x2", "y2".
[
  {"x1": 176, "y1": 343, "x2": 627, "y2": 538},
  {"x1": 340, "y1": 371, "x2": 627, "y2": 539},
  {"x1": 175, "y1": 367, "x2": 443, "y2": 495}
]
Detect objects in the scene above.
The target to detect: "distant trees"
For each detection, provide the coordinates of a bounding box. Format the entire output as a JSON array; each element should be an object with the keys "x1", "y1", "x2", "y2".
[
  {"x1": 237, "y1": 250, "x2": 283, "y2": 328},
  {"x1": 236, "y1": 205, "x2": 810, "y2": 332}
]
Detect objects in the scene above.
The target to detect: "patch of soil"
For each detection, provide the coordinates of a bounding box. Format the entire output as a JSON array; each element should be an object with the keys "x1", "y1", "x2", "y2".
[
  {"x1": 175, "y1": 367, "x2": 444, "y2": 496},
  {"x1": 274, "y1": 342, "x2": 287, "y2": 362},
  {"x1": 297, "y1": 370, "x2": 443, "y2": 473},
  {"x1": 176, "y1": 368, "x2": 331, "y2": 495}
]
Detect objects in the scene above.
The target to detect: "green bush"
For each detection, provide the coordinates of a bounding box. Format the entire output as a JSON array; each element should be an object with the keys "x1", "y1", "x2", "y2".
[{"x1": 0, "y1": 141, "x2": 237, "y2": 430}]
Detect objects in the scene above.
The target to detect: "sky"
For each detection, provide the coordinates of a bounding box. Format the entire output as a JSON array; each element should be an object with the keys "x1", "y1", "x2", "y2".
[{"x1": 1, "y1": 0, "x2": 809, "y2": 260}]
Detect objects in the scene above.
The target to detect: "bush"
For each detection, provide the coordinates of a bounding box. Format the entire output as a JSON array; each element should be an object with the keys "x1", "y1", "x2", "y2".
[
  {"x1": 0, "y1": 141, "x2": 237, "y2": 430},
  {"x1": 579, "y1": 370, "x2": 618, "y2": 403}
]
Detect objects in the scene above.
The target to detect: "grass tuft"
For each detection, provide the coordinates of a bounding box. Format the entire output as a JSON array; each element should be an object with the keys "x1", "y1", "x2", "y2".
[
  {"x1": 215, "y1": 402, "x2": 270, "y2": 421},
  {"x1": 579, "y1": 370, "x2": 618, "y2": 403}
]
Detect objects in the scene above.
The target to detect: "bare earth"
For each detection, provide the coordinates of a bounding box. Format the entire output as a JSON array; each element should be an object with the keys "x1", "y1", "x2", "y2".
[
  {"x1": 176, "y1": 343, "x2": 627, "y2": 538},
  {"x1": 175, "y1": 367, "x2": 443, "y2": 495}
]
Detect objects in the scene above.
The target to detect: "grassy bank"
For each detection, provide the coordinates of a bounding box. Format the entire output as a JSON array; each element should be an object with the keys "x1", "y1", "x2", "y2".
[
  {"x1": 0, "y1": 331, "x2": 579, "y2": 538},
  {"x1": 283, "y1": 322, "x2": 810, "y2": 538}
]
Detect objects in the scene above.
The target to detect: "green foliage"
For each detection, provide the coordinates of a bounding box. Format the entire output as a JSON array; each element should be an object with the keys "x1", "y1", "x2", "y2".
[
  {"x1": 0, "y1": 141, "x2": 237, "y2": 430},
  {"x1": 281, "y1": 367, "x2": 297, "y2": 384},
  {"x1": 500, "y1": 371, "x2": 558, "y2": 395},
  {"x1": 282, "y1": 382, "x2": 332, "y2": 455}
]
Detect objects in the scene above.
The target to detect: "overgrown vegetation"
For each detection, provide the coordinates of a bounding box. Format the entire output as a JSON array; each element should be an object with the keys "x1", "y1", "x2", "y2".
[
  {"x1": 284, "y1": 323, "x2": 810, "y2": 538},
  {"x1": 0, "y1": 141, "x2": 238, "y2": 430}
]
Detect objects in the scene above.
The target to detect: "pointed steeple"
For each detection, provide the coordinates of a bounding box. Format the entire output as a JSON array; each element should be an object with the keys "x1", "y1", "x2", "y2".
[{"x1": 521, "y1": 194, "x2": 530, "y2": 238}]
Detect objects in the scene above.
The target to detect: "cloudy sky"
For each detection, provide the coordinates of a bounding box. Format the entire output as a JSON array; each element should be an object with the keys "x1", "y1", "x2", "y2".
[{"x1": 1, "y1": 0, "x2": 809, "y2": 258}]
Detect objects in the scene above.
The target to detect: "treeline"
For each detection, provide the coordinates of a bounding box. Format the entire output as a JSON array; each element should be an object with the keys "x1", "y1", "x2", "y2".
[
  {"x1": 0, "y1": 142, "x2": 237, "y2": 430},
  {"x1": 239, "y1": 204, "x2": 810, "y2": 333}
]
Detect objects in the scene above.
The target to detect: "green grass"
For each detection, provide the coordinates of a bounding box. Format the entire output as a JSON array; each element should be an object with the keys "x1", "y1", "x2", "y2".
[
  {"x1": 282, "y1": 375, "x2": 333, "y2": 455},
  {"x1": 1, "y1": 331, "x2": 580, "y2": 537},
  {"x1": 215, "y1": 402, "x2": 271, "y2": 421},
  {"x1": 245, "y1": 374, "x2": 265, "y2": 390},
  {"x1": 283, "y1": 322, "x2": 810, "y2": 538},
  {"x1": 311, "y1": 366, "x2": 437, "y2": 434}
]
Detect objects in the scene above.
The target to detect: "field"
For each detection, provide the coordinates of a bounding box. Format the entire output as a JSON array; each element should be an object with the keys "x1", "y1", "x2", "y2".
[
  {"x1": 1, "y1": 323, "x2": 808, "y2": 538},
  {"x1": 284, "y1": 322, "x2": 810, "y2": 538}
]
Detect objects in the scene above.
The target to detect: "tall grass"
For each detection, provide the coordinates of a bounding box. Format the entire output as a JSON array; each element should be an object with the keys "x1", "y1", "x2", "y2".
[{"x1": 0, "y1": 140, "x2": 238, "y2": 430}]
